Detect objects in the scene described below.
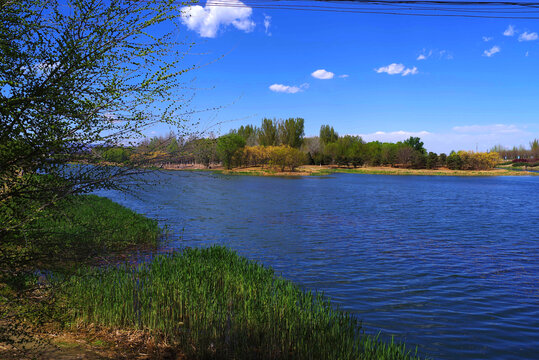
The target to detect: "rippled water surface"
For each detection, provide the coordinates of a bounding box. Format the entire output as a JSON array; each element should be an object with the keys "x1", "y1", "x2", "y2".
[{"x1": 96, "y1": 172, "x2": 539, "y2": 359}]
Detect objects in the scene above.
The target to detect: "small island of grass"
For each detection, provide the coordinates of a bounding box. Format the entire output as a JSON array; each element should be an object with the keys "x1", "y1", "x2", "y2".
[{"x1": 87, "y1": 119, "x2": 539, "y2": 178}]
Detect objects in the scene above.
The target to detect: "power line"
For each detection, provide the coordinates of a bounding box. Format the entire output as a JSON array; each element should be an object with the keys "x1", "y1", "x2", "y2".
[{"x1": 191, "y1": 0, "x2": 539, "y2": 19}]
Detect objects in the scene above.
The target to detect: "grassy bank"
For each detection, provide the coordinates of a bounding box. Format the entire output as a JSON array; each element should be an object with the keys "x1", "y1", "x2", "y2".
[
  {"x1": 173, "y1": 164, "x2": 538, "y2": 177},
  {"x1": 0, "y1": 195, "x2": 162, "y2": 358},
  {"x1": 5, "y1": 195, "x2": 161, "y2": 271},
  {"x1": 2, "y1": 196, "x2": 422, "y2": 359},
  {"x1": 59, "y1": 246, "x2": 420, "y2": 360}
]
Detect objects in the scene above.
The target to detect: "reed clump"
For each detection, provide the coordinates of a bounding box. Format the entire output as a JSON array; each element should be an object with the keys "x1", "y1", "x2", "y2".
[{"x1": 59, "y1": 246, "x2": 420, "y2": 359}]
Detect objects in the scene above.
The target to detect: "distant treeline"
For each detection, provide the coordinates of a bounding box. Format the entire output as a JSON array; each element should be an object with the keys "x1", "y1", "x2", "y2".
[
  {"x1": 91, "y1": 118, "x2": 538, "y2": 171},
  {"x1": 490, "y1": 139, "x2": 539, "y2": 161}
]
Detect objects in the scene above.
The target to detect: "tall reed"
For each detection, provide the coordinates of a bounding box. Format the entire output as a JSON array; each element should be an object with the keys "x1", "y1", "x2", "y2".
[{"x1": 60, "y1": 246, "x2": 420, "y2": 359}]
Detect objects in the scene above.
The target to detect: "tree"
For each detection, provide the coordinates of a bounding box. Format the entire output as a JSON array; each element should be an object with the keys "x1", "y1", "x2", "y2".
[
  {"x1": 404, "y1": 137, "x2": 426, "y2": 154},
  {"x1": 167, "y1": 136, "x2": 180, "y2": 157},
  {"x1": 235, "y1": 125, "x2": 259, "y2": 146},
  {"x1": 319, "y1": 125, "x2": 339, "y2": 144},
  {"x1": 193, "y1": 138, "x2": 218, "y2": 168},
  {"x1": 531, "y1": 139, "x2": 539, "y2": 159},
  {"x1": 446, "y1": 151, "x2": 462, "y2": 170},
  {"x1": 278, "y1": 118, "x2": 305, "y2": 148},
  {"x1": 217, "y1": 134, "x2": 246, "y2": 169},
  {"x1": 258, "y1": 118, "x2": 279, "y2": 146},
  {"x1": 1, "y1": 0, "x2": 196, "y2": 350},
  {"x1": 1, "y1": 0, "x2": 193, "y2": 235},
  {"x1": 397, "y1": 146, "x2": 414, "y2": 167},
  {"x1": 426, "y1": 152, "x2": 439, "y2": 169}
]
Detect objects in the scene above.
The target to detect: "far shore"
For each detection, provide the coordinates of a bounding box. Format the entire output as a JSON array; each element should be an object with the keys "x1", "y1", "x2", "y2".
[{"x1": 161, "y1": 164, "x2": 539, "y2": 177}]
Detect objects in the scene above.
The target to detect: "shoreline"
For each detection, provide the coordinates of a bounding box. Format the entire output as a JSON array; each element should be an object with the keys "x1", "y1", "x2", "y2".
[{"x1": 161, "y1": 164, "x2": 539, "y2": 177}]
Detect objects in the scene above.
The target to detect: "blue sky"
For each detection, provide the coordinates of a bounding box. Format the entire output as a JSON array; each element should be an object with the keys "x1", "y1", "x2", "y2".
[{"x1": 153, "y1": 1, "x2": 539, "y2": 153}]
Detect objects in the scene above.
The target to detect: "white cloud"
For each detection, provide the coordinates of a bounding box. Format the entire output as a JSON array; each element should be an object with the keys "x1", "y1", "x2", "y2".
[
  {"x1": 483, "y1": 46, "x2": 500, "y2": 57},
  {"x1": 311, "y1": 69, "x2": 334, "y2": 80},
  {"x1": 402, "y1": 67, "x2": 418, "y2": 76},
  {"x1": 264, "y1": 14, "x2": 271, "y2": 35},
  {"x1": 181, "y1": 0, "x2": 255, "y2": 38},
  {"x1": 452, "y1": 124, "x2": 522, "y2": 134},
  {"x1": 375, "y1": 63, "x2": 404, "y2": 75},
  {"x1": 338, "y1": 74, "x2": 349, "y2": 78},
  {"x1": 483, "y1": 36, "x2": 493, "y2": 42},
  {"x1": 518, "y1": 32, "x2": 538, "y2": 42},
  {"x1": 269, "y1": 83, "x2": 308, "y2": 94},
  {"x1": 375, "y1": 63, "x2": 418, "y2": 76},
  {"x1": 356, "y1": 124, "x2": 534, "y2": 154},
  {"x1": 438, "y1": 50, "x2": 453, "y2": 60},
  {"x1": 358, "y1": 130, "x2": 432, "y2": 145},
  {"x1": 416, "y1": 49, "x2": 432, "y2": 60},
  {"x1": 526, "y1": 51, "x2": 529, "y2": 57},
  {"x1": 416, "y1": 49, "x2": 451, "y2": 61},
  {"x1": 503, "y1": 25, "x2": 516, "y2": 36}
]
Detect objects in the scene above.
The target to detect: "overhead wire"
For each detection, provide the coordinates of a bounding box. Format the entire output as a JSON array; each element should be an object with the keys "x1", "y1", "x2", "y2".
[{"x1": 192, "y1": 0, "x2": 539, "y2": 19}]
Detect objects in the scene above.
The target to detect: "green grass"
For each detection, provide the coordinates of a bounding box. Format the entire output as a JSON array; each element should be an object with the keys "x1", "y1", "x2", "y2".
[
  {"x1": 25, "y1": 195, "x2": 160, "y2": 257},
  {"x1": 59, "y1": 246, "x2": 421, "y2": 360},
  {"x1": 1, "y1": 194, "x2": 161, "y2": 277}
]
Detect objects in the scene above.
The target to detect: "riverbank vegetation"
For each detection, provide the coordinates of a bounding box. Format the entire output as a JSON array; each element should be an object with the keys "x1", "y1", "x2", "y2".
[
  {"x1": 58, "y1": 246, "x2": 419, "y2": 359},
  {"x1": 89, "y1": 118, "x2": 538, "y2": 175},
  {"x1": 1, "y1": 195, "x2": 421, "y2": 359},
  {"x1": 0, "y1": 195, "x2": 162, "y2": 358}
]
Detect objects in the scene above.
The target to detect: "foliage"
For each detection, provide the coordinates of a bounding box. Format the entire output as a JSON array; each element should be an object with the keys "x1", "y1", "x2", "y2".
[
  {"x1": 319, "y1": 125, "x2": 339, "y2": 144},
  {"x1": 217, "y1": 134, "x2": 246, "y2": 169},
  {"x1": 278, "y1": 118, "x2": 305, "y2": 148},
  {"x1": 59, "y1": 246, "x2": 421, "y2": 360},
  {"x1": 258, "y1": 118, "x2": 279, "y2": 146},
  {"x1": 403, "y1": 137, "x2": 426, "y2": 154},
  {"x1": 446, "y1": 151, "x2": 499, "y2": 170},
  {"x1": 102, "y1": 147, "x2": 132, "y2": 164},
  {"x1": 193, "y1": 138, "x2": 218, "y2": 168},
  {"x1": 1, "y1": 0, "x2": 193, "y2": 237},
  {"x1": 490, "y1": 140, "x2": 538, "y2": 161},
  {"x1": 457, "y1": 151, "x2": 499, "y2": 170},
  {"x1": 3, "y1": 195, "x2": 160, "y2": 272},
  {"x1": 446, "y1": 152, "x2": 463, "y2": 170},
  {"x1": 268, "y1": 146, "x2": 306, "y2": 171},
  {"x1": 233, "y1": 125, "x2": 259, "y2": 146},
  {"x1": 0, "y1": 194, "x2": 160, "y2": 357},
  {"x1": 239, "y1": 146, "x2": 307, "y2": 172},
  {"x1": 1, "y1": 0, "x2": 192, "y2": 350}
]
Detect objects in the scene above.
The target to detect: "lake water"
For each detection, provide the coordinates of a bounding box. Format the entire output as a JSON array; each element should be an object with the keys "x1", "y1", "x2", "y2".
[{"x1": 96, "y1": 171, "x2": 539, "y2": 359}]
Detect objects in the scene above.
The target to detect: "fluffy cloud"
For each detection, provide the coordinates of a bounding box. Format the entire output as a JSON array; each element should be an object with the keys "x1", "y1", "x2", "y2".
[
  {"x1": 338, "y1": 74, "x2": 349, "y2": 78},
  {"x1": 483, "y1": 36, "x2": 493, "y2": 42},
  {"x1": 356, "y1": 124, "x2": 534, "y2": 154},
  {"x1": 181, "y1": 0, "x2": 255, "y2": 38},
  {"x1": 417, "y1": 54, "x2": 427, "y2": 60},
  {"x1": 452, "y1": 124, "x2": 522, "y2": 134},
  {"x1": 483, "y1": 46, "x2": 500, "y2": 57},
  {"x1": 503, "y1": 25, "x2": 515, "y2": 36},
  {"x1": 518, "y1": 32, "x2": 538, "y2": 42},
  {"x1": 402, "y1": 67, "x2": 418, "y2": 76},
  {"x1": 269, "y1": 83, "x2": 309, "y2": 94},
  {"x1": 311, "y1": 69, "x2": 334, "y2": 80},
  {"x1": 375, "y1": 63, "x2": 418, "y2": 76},
  {"x1": 264, "y1": 14, "x2": 271, "y2": 35}
]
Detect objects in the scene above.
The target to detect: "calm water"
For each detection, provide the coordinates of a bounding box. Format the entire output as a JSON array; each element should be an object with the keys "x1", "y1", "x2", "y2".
[{"x1": 96, "y1": 172, "x2": 539, "y2": 359}]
